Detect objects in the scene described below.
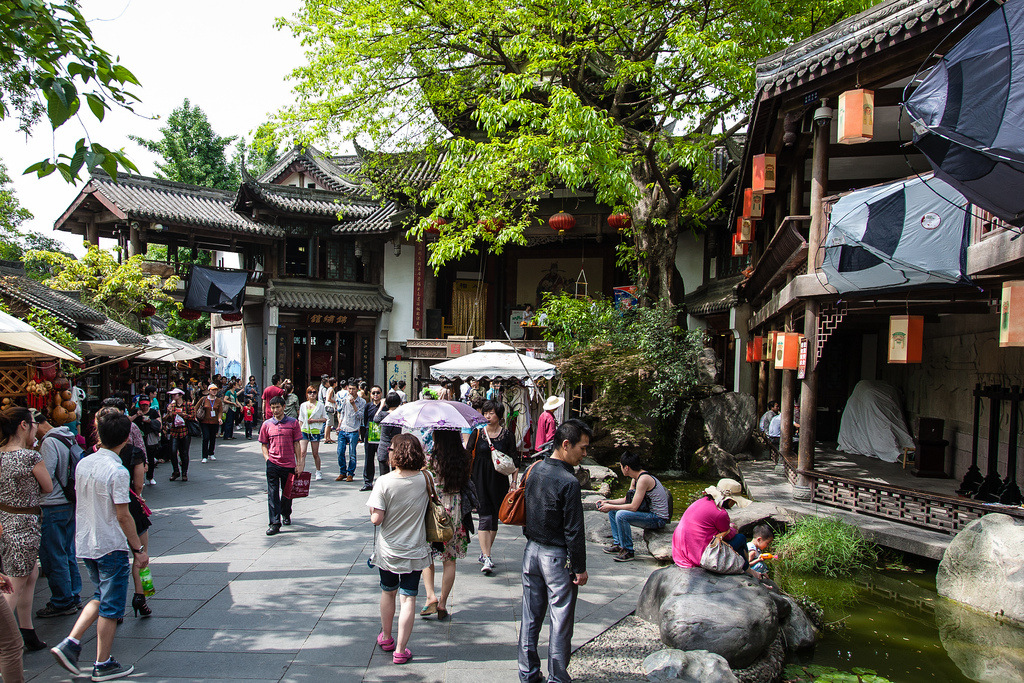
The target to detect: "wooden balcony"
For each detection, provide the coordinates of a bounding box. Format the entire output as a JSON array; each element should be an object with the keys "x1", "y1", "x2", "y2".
[{"x1": 742, "y1": 216, "x2": 810, "y2": 304}]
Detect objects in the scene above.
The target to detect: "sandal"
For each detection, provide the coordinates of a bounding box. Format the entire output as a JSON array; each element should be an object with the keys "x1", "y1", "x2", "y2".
[
  {"x1": 420, "y1": 601, "x2": 438, "y2": 617},
  {"x1": 376, "y1": 632, "x2": 396, "y2": 652},
  {"x1": 393, "y1": 648, "x2": 412, "y2": 664},
  {"x1": 436, "y1": 607, "x2": 449, "y2": 621}
]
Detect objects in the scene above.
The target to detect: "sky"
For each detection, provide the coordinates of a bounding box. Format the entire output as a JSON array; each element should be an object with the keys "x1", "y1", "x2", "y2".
[{"x1": 1, "y1": 0, "x2": 308, "y2": 255}]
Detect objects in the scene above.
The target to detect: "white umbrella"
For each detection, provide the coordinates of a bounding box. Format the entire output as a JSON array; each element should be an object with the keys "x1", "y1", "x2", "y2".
[
  {"x1": 0, "y1": 310, "x2": 81, "y2": 361},
  {"x1": 429, "y1": 344, "x2": 557, "y2": 381},
  {"x1": 77, "y1": 340, "x2": 155, "y2": 358},
  {"x1": 139, "y1": 334, "x2": 225, "y2": 361},
  {"x1": 380, "y1": 400, "x2": 486, "y2": 431}
]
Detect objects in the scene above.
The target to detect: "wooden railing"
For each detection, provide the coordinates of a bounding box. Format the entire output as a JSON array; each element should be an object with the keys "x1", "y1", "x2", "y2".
[{"x1": 767, "y1": 443, "x2": 1024, "y2": 535}]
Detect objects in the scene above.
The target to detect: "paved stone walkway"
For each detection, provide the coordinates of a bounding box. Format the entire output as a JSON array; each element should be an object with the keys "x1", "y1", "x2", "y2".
[{"x1": 25, "y1": 436, "x2": 655, "y2": 682}]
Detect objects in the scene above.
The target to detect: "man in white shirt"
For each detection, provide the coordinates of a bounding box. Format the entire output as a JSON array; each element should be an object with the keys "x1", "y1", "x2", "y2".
[
  {"x1": 759, "y1": 401, "x2": 780, "y2": 433},
  {"x1": 51, "y1": 410, "x2": 149, "y2": 682},
  {"x1": 335, "y1": 379, "x2": 366, "y2": 482}
]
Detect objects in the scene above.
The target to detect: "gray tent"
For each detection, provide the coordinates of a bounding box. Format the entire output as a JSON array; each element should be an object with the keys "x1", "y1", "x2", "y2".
[
  {"x1": 905, "y1": 0, "x2": 1024, "y2": 226},
  {"x1": 820, "y1": 175, "x2": 969, "y2": 293},
  {"x1": 183, "y1": 265, "x2": 247, "y2": 313}
]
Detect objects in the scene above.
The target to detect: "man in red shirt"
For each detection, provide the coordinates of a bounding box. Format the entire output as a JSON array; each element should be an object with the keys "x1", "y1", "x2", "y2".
[
  {"x1": 258, "y1": 395, "x2": 304, "y2": 536},
  {"x1": 261, "y1": 374, "x2": 285, "y2": 420}
]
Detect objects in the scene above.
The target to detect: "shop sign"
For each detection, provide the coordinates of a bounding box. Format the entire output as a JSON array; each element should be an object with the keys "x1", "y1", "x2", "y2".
[
  {"x1": 305, "y1": 314, "x2": 349, "y2": 325},
  {"x1": 413, "y1": 241, "x2": 426, "y2": 330}
]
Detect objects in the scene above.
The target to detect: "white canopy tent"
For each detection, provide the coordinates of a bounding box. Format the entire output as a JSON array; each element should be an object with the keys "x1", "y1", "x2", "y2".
[
  {"x1": 429, "y1": 342, "x2": 557, "y2": 381},
  {"x1": 139, "y1": 334, "x2": 225, "y2": 362},
  {"x1": 0, "y1": 310, "x2": 81, "y2": 361}
]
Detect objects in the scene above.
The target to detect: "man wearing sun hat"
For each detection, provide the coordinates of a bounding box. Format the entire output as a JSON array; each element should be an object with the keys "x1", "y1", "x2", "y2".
[{"x1": 534, "y1": 395, "x2": 563, "y2": 451}]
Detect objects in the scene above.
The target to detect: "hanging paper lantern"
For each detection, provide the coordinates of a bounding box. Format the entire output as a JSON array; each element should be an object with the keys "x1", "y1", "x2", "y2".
[
  {"x1": 763, "y1": 332, "x2": 780, "y2": 362},
  {"x1": 426, "y1": 217, "x2": 447, "y2": 235},
  {"x1": 180, "y1": 308, "x2": 202, "y2": 321},
  {"x1": 139, "y1": 304, "x2": 156, "y2": 317},
  {"x1": 743, "y1": 189, "x2": 764, "y2": 219},
  {"x1": 999, "y1": 281, "x2": 1024, "y2": 347},
  {"x1": 548, "y1": 211, "x2": 576, "y2": 236},
  {"x1": 40, "y1": 362, "x2": 57, "y2": 381},
  {"x1": 477, "y1": 218, "x2": 504, "y2": 234},
  {"x1": 222, "y1": 312, "x2": 243, "y2": 323},
  {"x1": 751, "y1": 336, "x2": 764, "y2": 362},
  {"x1": 607, "y1": 213, "x2": 631, "y2": 232},
  {"x1": 774, "y1": 333, "x2": 803, "y2": 370},
  {"x1": 731, "y1": 234, "x2": 748, "y2": 256},
  {"x1": 752, "y1": 154, "x2": 777, "y2": 195},
  {"x1": 837, "y1": 89, "x2": 874, "y2": 144},
  {"x1": 888, "y1": 315, "x2": 924, "y2": 363},
  {"x1": 118, "y1": 359, "x2": 130, "y2": 371},
  {"x1": 736, "y1": 217, "x2": 756, "y2": 243}
]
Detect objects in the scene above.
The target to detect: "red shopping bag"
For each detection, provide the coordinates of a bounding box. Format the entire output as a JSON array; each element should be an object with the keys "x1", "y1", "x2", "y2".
[{"x1": 284, "y1": 472, "x2": 311, "y2": 499}]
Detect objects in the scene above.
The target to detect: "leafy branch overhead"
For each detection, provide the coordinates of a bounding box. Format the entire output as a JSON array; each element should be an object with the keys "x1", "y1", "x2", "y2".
[{"x1": 1, "y1": 0, "x2": 141, "y2": 181}]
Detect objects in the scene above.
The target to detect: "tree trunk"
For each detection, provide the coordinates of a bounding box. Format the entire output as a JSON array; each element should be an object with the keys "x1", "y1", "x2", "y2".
[{"x1": 632, "y1": 168, "x2": 682, "y2": 309}]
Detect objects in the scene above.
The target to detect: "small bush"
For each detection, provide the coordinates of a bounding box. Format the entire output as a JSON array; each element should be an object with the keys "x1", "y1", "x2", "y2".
[{"x1": 774, "y1": 516, "x2": 876, "y2": 577}]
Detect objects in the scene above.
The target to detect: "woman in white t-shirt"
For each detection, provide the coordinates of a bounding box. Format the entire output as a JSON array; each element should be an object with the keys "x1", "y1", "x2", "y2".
[
  {"x1": 366, "y1": 433, "x2": 430, "y2": 665},
  {"x1": 298, "y1": 385, "x2": 327, "y2": 482}
]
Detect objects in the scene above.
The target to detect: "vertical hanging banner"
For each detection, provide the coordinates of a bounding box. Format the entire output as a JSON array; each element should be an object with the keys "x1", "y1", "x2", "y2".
[
  {"x1": 412, "y1": 241, "x2": 425, "y2": 331},
  {"x1": 797, "y1": 336, "x2": 808, "y2": 379}
]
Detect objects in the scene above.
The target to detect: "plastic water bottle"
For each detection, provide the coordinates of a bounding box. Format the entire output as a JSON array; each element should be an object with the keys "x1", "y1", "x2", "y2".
[{"x1": 139, "y1": 567, "x2": 155, "y2": 597}]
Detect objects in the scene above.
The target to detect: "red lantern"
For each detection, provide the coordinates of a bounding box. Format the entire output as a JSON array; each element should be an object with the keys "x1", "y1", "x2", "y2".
[
  {"x1": 736, "y1": 217, "x2": 755, "y2": 243},
  {"x1": 40, "y1": 362, "x2": 57, "y2": 381},
  {"x1": 426, "y1": 217, "x2": 447, "y2": 235},
  {"x1": 731, "y1": 234, "x2": 748, "y2": 256},
  {"x1": 774, "y1": 333, "x2": 803, "y2": 370},
  {"x1": 742, "y1": 189, "x2": 763, "y2": 219},
  {"x1": 548, "y1": 211, "x2": 576, "y2": 236},
  {"x1": 751, "y1": 336, "x2": 764, "y2": 362},
  {"x1": 607, "y1": 213, "x2": 631, "y2": 232},
  {"x1": 222, "y1": 312, "x2": 243, "y2": 323},
  {"x1": 477, "y1": 218, "x2": 504, "y2": 234},
  {"x1": 118, "y1": 359, "x2": 130, "y2": 371},
  {"x1": 752, "y1": 154, "x2": 777, "y2": 195},
  {"x1": 180, "y1": 309, "x2": 202, "y2": 321},
  {"x1": 139, "y1": 304, "x2": 156, "y2": 317},
  {"x1": 888, "y1": 315, "x2": 923, "y2": 363}
]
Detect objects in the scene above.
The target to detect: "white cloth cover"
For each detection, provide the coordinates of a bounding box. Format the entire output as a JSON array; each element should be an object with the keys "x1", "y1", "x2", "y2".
[{"x1": 837, "y1": 380, "x2": 914, "y2": 463}]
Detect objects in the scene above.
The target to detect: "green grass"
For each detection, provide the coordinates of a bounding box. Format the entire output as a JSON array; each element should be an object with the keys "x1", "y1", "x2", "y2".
[{"x1": 774, "y1": 516, "x2": 877, "y2": 578}]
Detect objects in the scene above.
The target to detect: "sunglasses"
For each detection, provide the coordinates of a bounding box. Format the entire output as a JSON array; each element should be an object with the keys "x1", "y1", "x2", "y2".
[
  {"x1": 307, "y1": 391, "x2": 316, "y2": 395},
  {"x1": 371, "y1": 391, "x2": 381, "y2": 395}
]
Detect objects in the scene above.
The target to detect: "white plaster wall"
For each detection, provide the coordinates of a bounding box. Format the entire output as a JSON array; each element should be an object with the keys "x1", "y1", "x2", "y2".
[
  {"x1": 383, "y1": 246, "x2": 417, "y2": 343},
  {"x1": 245, "y1": 324, "x2": 263, "y2": 383},
  {"x1": 675, "y1": 231, "x2": 705, "y2": 295}
]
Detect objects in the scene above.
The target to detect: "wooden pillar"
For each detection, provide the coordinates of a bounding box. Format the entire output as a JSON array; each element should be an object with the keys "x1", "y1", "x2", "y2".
[
  {"x1": 86, "y1": 217, "x2": 99, "y2": 247},
  {"x1": 796, "y1": 101, "x2": 831, "y2": 495},
  {"x1": 128, "y1": 224, "x2": 141, "y2": 257},
  {"x1": 767, "y1": 360, "x2": 779, "y2": 406},
  {"x1": 757, "y1": 360, "x2": 769, "y2": 416}
]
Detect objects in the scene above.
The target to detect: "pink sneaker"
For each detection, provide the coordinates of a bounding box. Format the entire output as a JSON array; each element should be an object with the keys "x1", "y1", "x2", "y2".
[
  {"x1": 393, "y1": 648, "x2": 412, "y2": 664},
  {"x1": 376, "y1": 632, "x2": 395, "y2": 652}
]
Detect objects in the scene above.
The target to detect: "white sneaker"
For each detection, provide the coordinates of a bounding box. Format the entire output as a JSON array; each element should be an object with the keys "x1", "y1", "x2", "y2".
[
  {"x1": 478, "y1": 553, "x2": 485, "y2": 564},
  {"x1": 148, "y1": 479, "x2": 156, "y2": 486},
  {"x1": 210, "y1": 455, "x2": 217, "y2": 461},
  {"x1": 201, "y1": 458, "x2": 208, "y2": 463},
  {"x1": 481, "y1": 556, "x2": 495, "y2": 575},
  {"x1": 314, "y1": 470, "x2": 323, "y2": 481}
]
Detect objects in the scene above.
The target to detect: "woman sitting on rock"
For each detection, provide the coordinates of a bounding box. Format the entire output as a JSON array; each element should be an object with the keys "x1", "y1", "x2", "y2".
[{"x1": 671, "y1": 478, "x2": 764, "y2": 580}]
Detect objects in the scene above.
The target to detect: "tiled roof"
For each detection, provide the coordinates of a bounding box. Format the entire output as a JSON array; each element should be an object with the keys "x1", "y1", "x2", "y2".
[
  {"x1": 334, "y1": 201, "x2": 399, "y2": 235},
  {"x1": 0, "y1": 274, "x2": 105, "y2": 326},
  {"x1": 80, "y1": 319, "x2": 147, "y2": 345},
  {"x1": 685, "y1": 276, "x2": 744, "y2": 317},
  {"x1": 265, "y1": 286, "x2": 394, "y2": 312},
  {"x1": 84, "y1": 171, "x2": 280, "y2": 236},
  {"x1": 237, "y1": 177, "x2": 385, "y2": 221},
  {"x1": 756, "y1": 0, "x2": 978, "y2": 94},
  {"x1": 258, "y1": 145, "x2": 368, "y2": 197}
]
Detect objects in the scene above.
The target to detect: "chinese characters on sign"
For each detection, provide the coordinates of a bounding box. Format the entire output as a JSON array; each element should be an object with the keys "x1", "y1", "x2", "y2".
[
  {"x1": 360, "y1": 336, "x2": 371, "y2": 379},
  {"x1": 413, "y1": 241, "x2": 426, "y2": 331},
  {"x1": 305, "y1": 314, "x2": 349, "y2": 325}
]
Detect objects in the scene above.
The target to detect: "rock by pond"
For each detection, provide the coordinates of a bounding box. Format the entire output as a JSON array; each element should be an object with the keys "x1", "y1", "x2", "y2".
[
  {"x1": 937, "y1": 513, "x2": 1024, "y2": 624},
  {"x1": 642, "y1": 649, "x2": 737, "y2": 683},
  {"x1": 935, "y1": 595, "x2": 1024, "y2": 683}
]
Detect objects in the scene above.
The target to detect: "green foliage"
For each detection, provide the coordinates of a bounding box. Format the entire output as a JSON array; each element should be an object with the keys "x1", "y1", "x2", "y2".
[
  {"x1": 26, "y1": 245, "x2": 178, "y2": 333},
  {"x1": 774, "y1": 516, "x2": 878, "y2": 578},
  {"x1": 784, "y1": 664, "x2": 895, "y2": 683},
  {"x1": 0, "y1": 299, "x2": 80, "y2": 373},
  {"x1": 0, "y1": 156, "x2": 72, "y2": 280},
  {"x1": 130, "y1": 99, "x2": 238, "y2": 189},
  {"x1": 145, "y1": 244, "x2": 210, "y2": 343},
  {"x1": 540, "y1": 293, "x2": 704, "y2": 446},
  {"x1": 235, "y1": 122, "x2": 284, "y2": 179},
  {"x1": 275, "y1": 0, "x2": 872, "y2": 300},
  {"x1": 1, "y1": 0, "x2": 140, "y2": 181}
]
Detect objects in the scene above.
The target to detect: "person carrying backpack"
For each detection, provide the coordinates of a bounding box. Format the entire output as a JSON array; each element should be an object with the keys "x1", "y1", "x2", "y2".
[{"x1": 34, "y1": 411, "x2": 84, "y2": 618}]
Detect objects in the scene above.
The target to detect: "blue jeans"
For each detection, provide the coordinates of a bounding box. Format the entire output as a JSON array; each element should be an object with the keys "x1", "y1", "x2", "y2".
[
  {"x1": 83, "y1": 551, "x2": 130, "y2": 619},
  {"x1": 336, "y1": 430, "x2": 359, "y2": 476},
  {"x1": 607, "y1": 510, "x2": 666, "y2": 552},
  {"x1": 519, "y1": 540, "x2": 578, "y2": 683},
  {"x1": 39, "y1": 504, "x2": 82, "y2": 609}
]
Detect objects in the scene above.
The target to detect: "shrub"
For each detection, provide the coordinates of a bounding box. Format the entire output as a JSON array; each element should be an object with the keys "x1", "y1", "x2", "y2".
[{"x1": 774, "y1": 516, "x2": 877, "y2": 578}]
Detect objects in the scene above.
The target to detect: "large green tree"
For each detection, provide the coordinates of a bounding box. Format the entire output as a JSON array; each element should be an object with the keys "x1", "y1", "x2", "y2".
[
  {"x1": 0, "y1": 156, "x2": 71, "y2": 279},
  {"x1": 130, "y1": 99, "x2": 237, "y2": 190},
  {"x1": 276, "y1": 0, "x2": 870, "y2": 305},
  {"x1": 2, "y1": 0, "x2": 140, "y2": 181}
]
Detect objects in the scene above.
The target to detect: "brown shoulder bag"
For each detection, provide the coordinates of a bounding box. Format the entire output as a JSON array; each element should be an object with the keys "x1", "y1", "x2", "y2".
[{"x1": 498, "y1": 461, "x2": 539, "y2": 526}]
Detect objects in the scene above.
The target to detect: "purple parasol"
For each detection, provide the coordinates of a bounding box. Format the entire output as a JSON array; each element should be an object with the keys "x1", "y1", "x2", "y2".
[{"x1": 379, "y1": 399, "x2": 486, "y2": 431}]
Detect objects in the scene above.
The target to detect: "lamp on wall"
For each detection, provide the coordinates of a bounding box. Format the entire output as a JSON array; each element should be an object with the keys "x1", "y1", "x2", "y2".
[
  {"x1": 393, "y1": 240, "x2": 401, "y2": 257},
  {"x1": 837, "y1": 89, "x2": 874, "y2": 144},
  {"x1": 354, "y1": 240, "x2": 363, "y2": 258}
]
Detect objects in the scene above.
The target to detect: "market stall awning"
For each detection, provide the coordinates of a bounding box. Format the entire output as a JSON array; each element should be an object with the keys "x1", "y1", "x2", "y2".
[
  {"x1": 429, "y1": 343, "x2": 558, "y2": 381},
  {"x1": 0, "y1": 310, "x2": 81, "y2": 361},
  {"x1": 138, "y1": 334, "x2": 225, "y2": 362},
  {"x1": 77, "y1": 340, "x2": 155, "y2": 358}
]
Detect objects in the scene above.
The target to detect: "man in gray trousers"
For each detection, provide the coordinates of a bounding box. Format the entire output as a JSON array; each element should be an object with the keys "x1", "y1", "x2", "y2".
[{"x1": 519, "y1": 418, "x2": 592, "y2": 683}]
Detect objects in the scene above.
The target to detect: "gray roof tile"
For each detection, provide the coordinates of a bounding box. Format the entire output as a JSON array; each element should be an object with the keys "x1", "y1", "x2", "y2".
[{"x1": 265, "y1": 286, "x2": 394, "y2": 312}]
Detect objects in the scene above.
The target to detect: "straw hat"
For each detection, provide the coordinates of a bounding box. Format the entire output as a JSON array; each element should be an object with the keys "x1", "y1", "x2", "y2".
[
  {"x1": 704, "y1": 478, "x2": 751, "y2": 508},
  {"x1": 543, "y1": 396, "x2": 565, "y2": 412}
]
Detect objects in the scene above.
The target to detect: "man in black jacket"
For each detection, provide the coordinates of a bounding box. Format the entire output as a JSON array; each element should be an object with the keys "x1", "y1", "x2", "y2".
[{"x1": 519, "y1": 418, "x2": 591, "y2": 683}]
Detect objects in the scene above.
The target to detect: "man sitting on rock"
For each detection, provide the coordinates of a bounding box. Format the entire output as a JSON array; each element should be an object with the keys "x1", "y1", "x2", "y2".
[{"x1": 596, "y1": 451, "x2": 671, "y2": 562}]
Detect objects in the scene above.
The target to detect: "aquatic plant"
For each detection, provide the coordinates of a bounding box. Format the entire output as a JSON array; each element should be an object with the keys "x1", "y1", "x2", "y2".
[
  {"x1": 774, "y1": 516, "x2": 877, "y2": 577},
  {"x1": 784, "y1": 665, "x2": 895, "y2": 683}
]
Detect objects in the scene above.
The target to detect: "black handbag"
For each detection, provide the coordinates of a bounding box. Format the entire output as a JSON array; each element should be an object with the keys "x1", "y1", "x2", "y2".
[{"x1": 187, "y1": 420, "x2": 201, "y2": 437}]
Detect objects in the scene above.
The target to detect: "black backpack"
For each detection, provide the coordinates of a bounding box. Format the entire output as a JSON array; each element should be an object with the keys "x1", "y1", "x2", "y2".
[{"x1": 40, "y1": 431, "x2": 85, "y2": 505}]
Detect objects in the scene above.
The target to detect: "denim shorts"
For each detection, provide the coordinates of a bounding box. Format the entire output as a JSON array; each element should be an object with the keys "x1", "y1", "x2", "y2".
[
  {"x1": 83, "y1": 550, "x2": 131, "y2": 619},
  {"x1": 378, "y1": 568, "x2": 421, "y2": 596},
  {"x1": 301, "y1": 431, "x2": 323, "y2": 442}
]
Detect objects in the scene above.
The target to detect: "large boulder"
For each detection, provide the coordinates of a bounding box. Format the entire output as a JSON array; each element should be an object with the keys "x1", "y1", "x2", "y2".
[
  {"x1": 644, "y1": 526, "x2": 674, "y2": 562},
  {"x1": 937, "y1": 513, "x2": 1024, "y2": 623},
  {"x1": 700, "y1": 393, "x2": 757, "y2": 455},
  {"x1": 767, "y1": 592, "x2": 818, "y2": 651},
  {"x1": 691, "y1": 443, "x2": 744, "y2": 484},
  {"x1": 728, "y1": 502, "x2": 797, "y2": 538},
  {"x1": 637, "y1": 566, "x2": 778, "y2": 668},
  {"x1": 643, "y1": 649, "x2": 737, "y2": 683},
  {"x1": 585, "y1": 510, "x2": 645, "y2": 552},
  {"x1": 936, "y1": 596, "x2": 1024, "y2": 683}
]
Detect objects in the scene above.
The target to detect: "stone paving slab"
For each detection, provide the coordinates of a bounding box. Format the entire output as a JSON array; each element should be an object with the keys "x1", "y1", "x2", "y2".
[{"x1": 26, "y1": 434, "x2": 659, "y2": 682}]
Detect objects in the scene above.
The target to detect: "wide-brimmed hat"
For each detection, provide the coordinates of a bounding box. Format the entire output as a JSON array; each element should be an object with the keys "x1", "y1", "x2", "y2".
[
  {"x1": 543, "y1": 396, "x2": 565, "y2": 412},
  {"x1": 167, "y1": 388, "x2": 185, "y2": 395},
  {"x1": 704, "y1": 478, "x2": 751, "y2": 508}
]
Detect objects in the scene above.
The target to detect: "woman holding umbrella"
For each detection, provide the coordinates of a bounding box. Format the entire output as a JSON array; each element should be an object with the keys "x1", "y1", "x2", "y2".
[{"x1": 469, "y1": 400, "x2": 516, "y2": 576}]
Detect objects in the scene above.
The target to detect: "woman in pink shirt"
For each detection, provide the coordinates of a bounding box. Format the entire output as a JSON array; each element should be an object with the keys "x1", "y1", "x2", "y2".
[{"x1": 671, "y1": 478, "x2": 764, "y2": 579}]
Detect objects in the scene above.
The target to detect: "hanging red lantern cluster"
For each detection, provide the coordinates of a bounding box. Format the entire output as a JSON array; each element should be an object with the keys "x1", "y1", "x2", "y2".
[
  {"x1": 607, "y1": 213, "x2": 631, "y2": 232},
  {"x1": 180, "y1": 309, "x2": 202, "y2": 321},
  {"x1": 426, "y1": 217, "x2": 447, "y2": 235},
  {"x1": 548, "y1": 211, "x2": 576, "y2": 236},
  {"x1": 222, "y1": 312, "x2": 243, "y2": 323},
  {"x1": 138, "y1": 304, "x2": 156, "y2": 318},
  {"x1": 477, "y1": 218, "x2": 504, "y2": 235}
]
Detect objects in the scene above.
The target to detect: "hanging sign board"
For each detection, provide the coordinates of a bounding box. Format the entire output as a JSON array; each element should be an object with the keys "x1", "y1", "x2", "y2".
[
  {"x1": 888, "y1": 315, "x2": 924, "y2": 363},
  {"x1": 999, "y1": 281, "x2": 1024, "y2": 347},
  {"x1": 797, "y1": 336, "x2": 808, "y2": 379}
]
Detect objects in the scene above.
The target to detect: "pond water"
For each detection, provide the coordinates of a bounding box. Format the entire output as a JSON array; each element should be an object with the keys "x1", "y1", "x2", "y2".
[{"x1": 782, "y1": 567, "x2": 1024, "y2": 683}]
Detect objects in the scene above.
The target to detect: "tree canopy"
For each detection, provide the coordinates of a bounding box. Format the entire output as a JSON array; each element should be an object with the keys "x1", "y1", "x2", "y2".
[
  {"x1": 0, "y1": 156, "x2": 71, "y2": 279},
  {"x1": 276, "y1": 0, "x2": 871, "y2": 305},
  {"x1": 2, "y1": 0, "x2": 140, "y2": 181}
]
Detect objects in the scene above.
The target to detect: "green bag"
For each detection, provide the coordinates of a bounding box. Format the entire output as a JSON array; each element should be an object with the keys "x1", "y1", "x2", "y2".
[{"x1": 367, "y1": 420, "x2": 381, "y2": 443}]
